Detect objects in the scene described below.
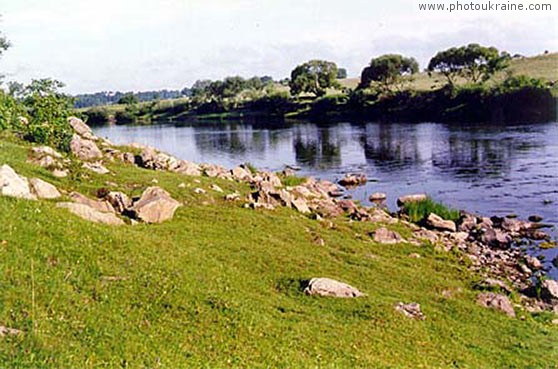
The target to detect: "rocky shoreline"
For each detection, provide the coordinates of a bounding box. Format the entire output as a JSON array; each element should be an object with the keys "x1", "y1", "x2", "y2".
[{"x1": 1, "y1": 117, "x2": 556, "y2": 319}]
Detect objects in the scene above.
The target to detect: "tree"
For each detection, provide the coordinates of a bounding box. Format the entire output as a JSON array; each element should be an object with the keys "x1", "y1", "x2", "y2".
[
  {"x1": 428, "y1": 44, "x2": 510, "y2": 87},
  {"x1": 117, "y1": 93, "x2": 139, "y2": 105},
  {"x1": 289, "y1": 60, "x2": 340, "y2": 97},
  {"x1": 359, "y1": 54, "x2": 418, "y2": 92},
  {"x1": 336, "y1": 68, "x2": 347, "y2": 79}
]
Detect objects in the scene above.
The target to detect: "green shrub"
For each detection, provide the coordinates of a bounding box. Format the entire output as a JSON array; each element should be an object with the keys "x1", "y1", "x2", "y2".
[
  {"x1": 494, "y1": 74, "x2": 549, "y2": 94},
  {"x1": 84, "y1": 107, "x2": 110, "y2": 125},
  {"x1": 402, "y1": 197, "x2": 460, "y2": 223},
  {"x1": 0, "y1": 91, "x2": 26, "y2": 131},
  {"x1": 23, "y1": 93, "x2": 73, "y2": 152}
]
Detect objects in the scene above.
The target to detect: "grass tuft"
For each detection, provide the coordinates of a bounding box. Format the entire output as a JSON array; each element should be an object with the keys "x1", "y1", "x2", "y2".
[{"x1": 403, "y1": 197, "x2": 461, "y2": 223}]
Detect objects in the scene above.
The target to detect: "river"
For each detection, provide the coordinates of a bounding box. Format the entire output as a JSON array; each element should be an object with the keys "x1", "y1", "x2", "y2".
[{"x1": 94, "y1": 120, "x2": 558, "y2": 277}]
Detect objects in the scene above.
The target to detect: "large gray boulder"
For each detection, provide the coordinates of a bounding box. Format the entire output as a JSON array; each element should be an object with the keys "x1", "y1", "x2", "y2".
[
  {"x1": 56, "y1": 203, "x2": 124, "y2": 225},
  {"x1": 304, "y1": 277, "x2": 364, "y2": 298},
  {"x1": 476, "y1": 292, "x2": 515, "y2": 317},
  {"x1": 131, "y1": 186, "x2": 181, "y2": 224},
  {"x1": 0, "y1": 165, "x2": 36, "y2": 200},
  {"x1": 29, "y1": 178, "x2": 61, "y2": 199},
  {"x1": 70, "y1": 134, "x2": 102, "y2": 161}
]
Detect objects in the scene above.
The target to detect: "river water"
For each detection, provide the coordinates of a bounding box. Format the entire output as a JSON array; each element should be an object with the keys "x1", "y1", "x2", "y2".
[{"x1": 94, "y1": 121, "x2": 558, "y2": 277}]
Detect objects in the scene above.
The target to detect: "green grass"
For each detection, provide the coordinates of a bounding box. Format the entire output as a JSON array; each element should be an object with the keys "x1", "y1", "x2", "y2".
[
  {"x1": 402, "y1": 198, "x2": 461, "y2": 223},
  {"x1": 0, "y1": 134, "x2": 556, "y2": 368}
]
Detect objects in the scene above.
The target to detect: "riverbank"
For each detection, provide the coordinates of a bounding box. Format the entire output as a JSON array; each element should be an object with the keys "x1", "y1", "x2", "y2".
[
  {"x1": 0, "y1": 118, "x2": 557, "y2": 368},
  {"x1": 80, "y1": 53, "x2": 558, "y2": 126}
]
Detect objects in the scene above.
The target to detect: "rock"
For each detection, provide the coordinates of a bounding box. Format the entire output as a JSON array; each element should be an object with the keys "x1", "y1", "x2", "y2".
[
  {"x1": 120, "y1": 152, "x2": 136, "y2": 164},
  {"x1": 210, "y1": 184, "x2": 224, "y2": 193},
  {"x1": 178, "y1": 183, "x2": 187, "y2": 189},
  {"x1": 136, "y1": 147, "x2": 173, "y2": 171},
  {"x1": 338, "y1": 173, "x2": 367, "y2": 187},
  {"x1": 426, "y1": 213, "x2": 456, "y2": 232},
  {"x1": 369, "y1": 192, "x2": 387, "y2": 201},
  {"x1": 29, "y1": 178, "x2": 61, "y2": 199},
  {"x1": 231, "y1": 166, "x2": 252, "y2": 182},
  {"x1": 525, "y1": 256, "x2": 542, "y2": 270},
  {"x1": 292, "y1": 197, "x2": 311, "y2": 214},
  {"x1": 372, "y1": 227, "x2": 404, "y2": 244},
  {"x1": 174, "y1": 160, "x2": 201, "y2": 176},
  {"x1": 409, "y1": 253, "x2": 421, "y2": 258},
  {"x1": 105, "y1": 191, "x2": 132, "y2": 214},
  {"x1": 82, "y1": 161, "x2": 110, "y2": 174},
  {"x1": 131, "y1": 186, "x2": 181, "y2": 224},
  {"x1": 52, "y1": 169, "x2": 69, "y2": 178},
  {"x1": 480, "y1": 228, "x2": 512, "y2": 248},
  {"x1": 31, "y1": 146, "x2": 62, "y2": 159},
  {"x1": 225, "y1": 192, "x2": 240, "y2": 201},
  {"x1": 304, "y1": 277, "x2": 364, "y2": 298},
  {"x1": 203, "y1": 164, "x2": 228, "y2": 178},
  {"x1": 528, "y1": 215, "x2": 543, "y2": 223},
  {"x1": 69, "y1": 192, "x2": 115, "y2": 213},
  {"x1": 395, "y1": 302, "x2": 425, "y2": 320},
  {"x1": 0, "y1": 165, "x2": 36, "y2": 200},
  {"x1": 194, "y1": 188, "x2": 206, "y2": 194},
  {"x1": 68, "y1": 116, "x2": 95, "y2": 139},
  {"x1": 70, "y1": 134, "x2": 102, "y2": 161},
  {"x1": 57, "y1": 203, "x2": 124, "y2": 225},
  {"x1": 541, "y1": 280, "x2": 558, "y2": 301},
  {"x1": 458, "y1": 213, "x2": 477, "y2": 232},
  {"x1": 413, "y1": 229, "x2": 438, "y2": 244},
  {"x1": 397, "y1": 193, "x2": 427, "y2": 207},
  {"x1": 0, "y1": 326, "x2": 22, "y2": 336},
  {"x1": 337, "y1": 199, "x2": 358, "y2": 214},
  {"x1": 476, "y1": 293, "x2": 515, "y2": 317}
]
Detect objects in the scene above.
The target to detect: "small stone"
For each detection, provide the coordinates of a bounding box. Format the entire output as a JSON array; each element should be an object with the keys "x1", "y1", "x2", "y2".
[
  {"x1": 225, "y1": 193, "x2": 240, "y2": 201},
  {"x1": 130, "y1": 186, "x2": 181, "y2": 224},
  {"x1": 395, "y1": 302, "x2": 425, "y2": 320},
  {"x1": 525, "y1": 256, "x2": 542, "y2": 270},
  {"x1": 397, "y1": 193, "x2": 427, "y2": 207},
  {"x1": 409, "y1": 253, "x2": 421, "y2": 258},
  {"x1": 210, "y1": 184, "x2": 224, "y2": 193},
  {"x1": 178, "y1": 183, "x2": 186, "y2": 188},
  {"x1": 304, "y1": 278, "x2": 364, "y2": 298},
  {"x1": 372, "y1": 227, "x2": 404, "y2": 244},
  {"x1": 194, "y1": 188, "x2": 206, "y2": 194},
  {"x1": 52, "y1": 169, "x2": 68, "y2": 178},
  {"x1": 0, "y1": 326, "x2": 22, "y2": 336},
  {"x1": 369, "y1": 192, "x2": 387, "y2": 201}
]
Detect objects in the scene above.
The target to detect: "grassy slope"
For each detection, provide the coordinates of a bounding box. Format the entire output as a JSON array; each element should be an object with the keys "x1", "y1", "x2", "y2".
[{"x1": 0, "y1": 134, "x2": 557, "y2": 368}]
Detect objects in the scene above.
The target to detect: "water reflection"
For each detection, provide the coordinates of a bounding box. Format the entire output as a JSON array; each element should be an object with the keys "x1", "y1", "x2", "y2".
[
  {"x1": 358, "y1": 124, "x2": 422, "y2": 172},
  {"x1": 293, "y1": 126, "x2": 342, "y2": 168}
]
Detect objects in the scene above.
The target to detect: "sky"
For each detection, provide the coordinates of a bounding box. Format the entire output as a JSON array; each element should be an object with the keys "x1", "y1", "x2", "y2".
[{"x1": 0, "y1": 0, "x2": 556, "y2": 94}]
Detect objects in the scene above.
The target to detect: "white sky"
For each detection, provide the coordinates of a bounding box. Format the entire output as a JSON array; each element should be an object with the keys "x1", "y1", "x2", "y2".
[{"x1": 0, "y1": 0, "x2": 556, "y2": 94}]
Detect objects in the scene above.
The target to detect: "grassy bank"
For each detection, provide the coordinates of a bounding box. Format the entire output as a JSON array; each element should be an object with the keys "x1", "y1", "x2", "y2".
[{"x1": 0, "y1": 133, "x2": 557, "y2": 368}]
